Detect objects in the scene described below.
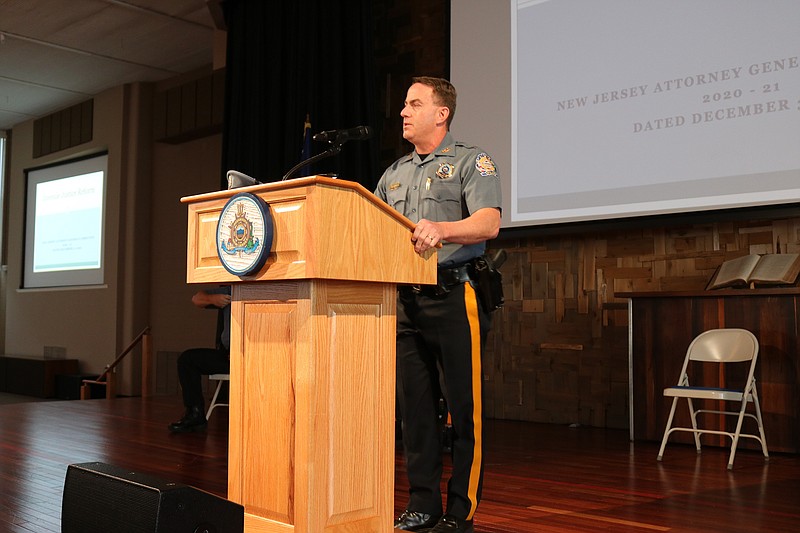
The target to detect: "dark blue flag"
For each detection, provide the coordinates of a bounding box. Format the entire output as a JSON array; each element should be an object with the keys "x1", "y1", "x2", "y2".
[{"x1": 300, "y1": 114, "x2": 312, "y2": 177}]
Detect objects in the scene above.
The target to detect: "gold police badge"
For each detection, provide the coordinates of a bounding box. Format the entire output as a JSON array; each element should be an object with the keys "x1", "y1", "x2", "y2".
[{"x1": 436, "y1": 162, "x2": 454, "y2": 179}]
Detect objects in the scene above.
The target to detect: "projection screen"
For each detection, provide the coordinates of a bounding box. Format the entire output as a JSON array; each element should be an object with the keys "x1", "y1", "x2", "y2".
[{"x1": 452, "y1": 0, "x2": 800, "y2": 228}]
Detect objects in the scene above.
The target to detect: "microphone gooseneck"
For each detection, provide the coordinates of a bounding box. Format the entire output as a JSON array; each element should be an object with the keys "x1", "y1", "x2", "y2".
[
  {"x1": 282, "y1": 125, "x2": 373, "y2": 181},
  {"x1": 312, "y1": 125, "x2": 373, "y2": 144}
]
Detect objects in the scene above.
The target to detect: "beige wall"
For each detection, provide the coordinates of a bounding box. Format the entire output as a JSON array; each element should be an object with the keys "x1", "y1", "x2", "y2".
[
  {"x1": 6, "y1": 87, "x2": 130, "y2": 378},
  {"x1": 150, "y1": 135, "x2": 223, "y2": 357},
  {"x1": 4, "y1": 81, "x2": 223, "y2": 395}
]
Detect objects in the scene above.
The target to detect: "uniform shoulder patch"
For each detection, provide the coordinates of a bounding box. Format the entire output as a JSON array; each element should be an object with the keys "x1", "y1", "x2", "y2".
[{"x1": 475, "y1": 153, "x2": 497, "y2": 176}]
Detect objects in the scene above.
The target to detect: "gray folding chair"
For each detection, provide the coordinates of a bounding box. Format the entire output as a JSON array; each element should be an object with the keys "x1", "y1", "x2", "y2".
[
  {"x1": 657, "y1": 328, "x2": 768, "y2": 469},
  {"x1": 206, "y1": 374, "x2": 230, "y2": 420}
]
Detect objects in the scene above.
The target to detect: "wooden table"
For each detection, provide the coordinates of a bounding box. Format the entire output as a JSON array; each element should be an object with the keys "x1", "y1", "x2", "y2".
[{"x1": 619, "y1": 288, "x2": 800, "y2": 453}]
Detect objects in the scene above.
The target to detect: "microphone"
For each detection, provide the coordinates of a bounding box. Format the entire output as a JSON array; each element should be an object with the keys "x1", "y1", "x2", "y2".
[{"x1": 312, "y1": 125, "x2": 372, "y2": 143}]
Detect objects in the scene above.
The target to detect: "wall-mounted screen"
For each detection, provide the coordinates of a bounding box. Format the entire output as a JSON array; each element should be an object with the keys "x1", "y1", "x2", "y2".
[{"x1": 23, "y1": 153, "x2": 108, "y2": 288}]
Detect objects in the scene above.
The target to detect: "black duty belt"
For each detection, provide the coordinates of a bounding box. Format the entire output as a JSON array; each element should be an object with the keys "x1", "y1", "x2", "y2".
[
  {"x1": 401, "y1": 262, "x2": 474, "y2": 298},
  {"x1": 437, "y1": 263, "x2": 472, "y2": 286}
]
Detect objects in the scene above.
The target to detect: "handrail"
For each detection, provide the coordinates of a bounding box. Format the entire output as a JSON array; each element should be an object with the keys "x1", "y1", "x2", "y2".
[
  {"x1": 81, "y1": 327, "x2": 152, "y2": 399},
  {"x1": 94, "y1": 326, "x2": 150, "y2": 383}
]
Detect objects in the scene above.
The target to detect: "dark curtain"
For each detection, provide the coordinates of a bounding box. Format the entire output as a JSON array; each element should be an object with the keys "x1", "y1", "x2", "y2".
[{"x1": 221, "y1": 0, "x2": 379, "y2": 190}]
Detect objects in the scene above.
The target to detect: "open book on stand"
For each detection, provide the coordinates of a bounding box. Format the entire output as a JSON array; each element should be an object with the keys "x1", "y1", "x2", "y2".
[{"x1": 707, "y1": 253, "x2": 800, "y2": 289}]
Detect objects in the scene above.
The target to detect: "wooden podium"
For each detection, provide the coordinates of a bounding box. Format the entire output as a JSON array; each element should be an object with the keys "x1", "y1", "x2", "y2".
[{"x1": 182, "y1": 176, "x2": 436, "y2": 533}]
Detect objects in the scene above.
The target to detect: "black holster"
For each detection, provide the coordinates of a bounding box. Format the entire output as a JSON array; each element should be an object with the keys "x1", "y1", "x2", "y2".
[{"x1": 469, "y1": 253, "x2": 505, "y2": 313}]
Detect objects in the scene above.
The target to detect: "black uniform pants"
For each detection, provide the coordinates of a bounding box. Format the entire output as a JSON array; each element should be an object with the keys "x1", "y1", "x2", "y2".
[
  {"x1": 177, "y1": 347, "x2": 230, "y2": 410},
  {"x1": 396, "y1": 281, "x2": 491, "y2": 521}
]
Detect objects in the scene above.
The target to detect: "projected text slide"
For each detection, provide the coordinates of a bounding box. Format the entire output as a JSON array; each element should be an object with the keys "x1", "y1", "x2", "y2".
[
  {"x1": 513, "y1": 0, "x2": 800, "y2": 224},
  {"x1": 33, "y1": 172, "x2": 103, "y2": 272}
]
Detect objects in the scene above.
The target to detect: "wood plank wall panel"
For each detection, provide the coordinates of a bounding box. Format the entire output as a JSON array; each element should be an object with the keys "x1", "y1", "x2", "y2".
[
  {"x1": 32, "y1": 100, "x2": 93, "y2": 158},
  {"x1": 373, "y1": 0, "x2": 448, "y2": 171},
  {"x1": 486, "y1": 216, "x2": 800, "y2": 429},
  {"x1": 152, "y1": 69, "x2": 224, "y2": 144}
]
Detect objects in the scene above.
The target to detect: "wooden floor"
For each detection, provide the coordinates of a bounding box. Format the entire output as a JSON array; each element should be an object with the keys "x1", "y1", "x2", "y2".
[{"x1": 0, "y1": 396, "x2": 798, "y2": 533}]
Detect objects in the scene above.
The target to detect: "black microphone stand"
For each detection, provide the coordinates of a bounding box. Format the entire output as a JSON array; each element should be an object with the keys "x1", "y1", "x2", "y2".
[{"x1": 281, "y1": 143, "x2": 343, "y2": 181}]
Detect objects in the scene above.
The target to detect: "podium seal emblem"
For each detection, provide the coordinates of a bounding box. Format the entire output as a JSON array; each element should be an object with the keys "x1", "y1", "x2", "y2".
[{"x1": 216, "y1": 192, "x2": 273, "y2": 276}]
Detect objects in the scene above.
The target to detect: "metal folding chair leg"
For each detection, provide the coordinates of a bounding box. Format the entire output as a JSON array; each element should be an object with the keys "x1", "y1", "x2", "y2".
[{"x1": 206, "y1": 374, "x2": 230, "y2": 420}]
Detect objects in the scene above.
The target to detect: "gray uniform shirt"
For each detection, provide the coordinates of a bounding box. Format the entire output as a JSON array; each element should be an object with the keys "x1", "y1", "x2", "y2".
[{"x1": 374, "y1": 132, "x2": 502, "y2": 266}]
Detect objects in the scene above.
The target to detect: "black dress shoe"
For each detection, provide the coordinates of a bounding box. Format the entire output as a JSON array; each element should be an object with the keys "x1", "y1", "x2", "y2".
[
  {"x1": 168, "y1": 406, "x2": 207, "y2": 433},
  {"x1": 427, "y1": 514, "x2": 474, "y2": 533},
  {"x1": 394, "y1": 510, "x2": 442, "y2": 531}
]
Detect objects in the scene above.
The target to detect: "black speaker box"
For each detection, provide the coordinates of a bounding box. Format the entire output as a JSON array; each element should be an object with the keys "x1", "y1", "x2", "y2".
[{"x1": 61, "y1": 462, "x2": 244, "y2": 533}]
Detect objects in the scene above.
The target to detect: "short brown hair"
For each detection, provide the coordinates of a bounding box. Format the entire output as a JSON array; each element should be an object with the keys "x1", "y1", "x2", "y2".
[{"x1": 412, "y1": 76, "x2": 457, "y2": 129}]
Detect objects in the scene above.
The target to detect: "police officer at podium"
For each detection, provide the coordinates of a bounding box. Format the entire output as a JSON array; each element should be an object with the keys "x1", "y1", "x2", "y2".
[{"x1": 374, "y1": 76, "x2": 502, "y2": 533}]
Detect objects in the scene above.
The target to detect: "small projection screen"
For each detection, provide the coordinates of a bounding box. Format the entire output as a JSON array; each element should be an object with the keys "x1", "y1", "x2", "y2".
[
  {"x1": 451, "y1": 0, "x2": 800, "y2": 228},
  {"x1": 23, "y1": 153, "x2": 108, "y2": 288}
]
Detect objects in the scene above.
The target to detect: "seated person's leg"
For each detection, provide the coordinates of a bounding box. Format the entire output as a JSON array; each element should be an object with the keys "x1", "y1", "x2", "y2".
[{"x1": 169, "y1": 348, "x2": 229, "y2": 433}]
